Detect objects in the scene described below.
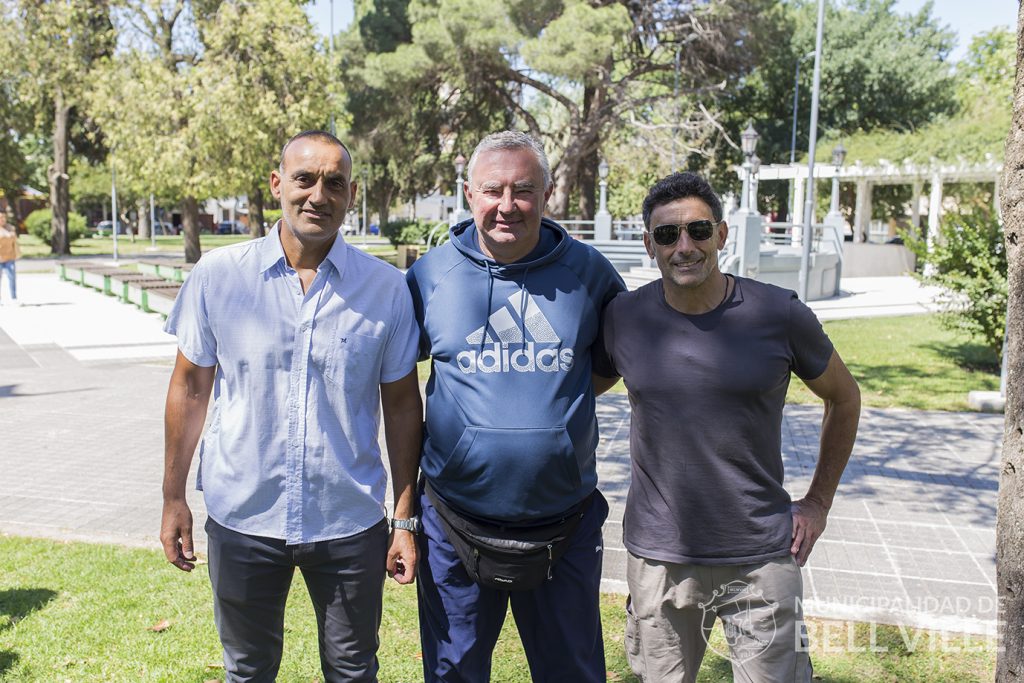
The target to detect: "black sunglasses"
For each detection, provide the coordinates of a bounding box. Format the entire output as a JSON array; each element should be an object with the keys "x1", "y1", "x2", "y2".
[{"x1": 648, "y1": 219, "x2": 720, "y2": 246}]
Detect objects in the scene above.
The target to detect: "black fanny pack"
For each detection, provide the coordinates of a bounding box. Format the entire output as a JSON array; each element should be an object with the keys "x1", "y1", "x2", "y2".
[{"x1": 425, "y1": 482, "x2": 592, "y2": 591}]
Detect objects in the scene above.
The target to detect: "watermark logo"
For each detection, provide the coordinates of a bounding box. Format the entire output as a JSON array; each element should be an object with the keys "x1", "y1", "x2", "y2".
[{"x1": 699, "y1": 580, "x2": 779, "y2": 664}]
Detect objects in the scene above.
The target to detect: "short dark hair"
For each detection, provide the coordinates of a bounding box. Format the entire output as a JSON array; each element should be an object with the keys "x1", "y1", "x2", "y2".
[
  {"x1": 641, "y1": 172, "x2": 724, "y2": 228},
  {"x1": 279, "y1": 130, "x2": 352, "y2": 171}
]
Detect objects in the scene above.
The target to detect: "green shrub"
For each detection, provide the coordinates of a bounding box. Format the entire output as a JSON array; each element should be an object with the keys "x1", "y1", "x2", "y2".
[
  {"x1": 381, "y1": 218, "x2": 437, "y2": 247},
  {"x1": 262, "y1": 209, "x2": 282, "y2": 228},
  {"x1": 25, "y1": 208, "x2": 88, "y2": 243},
  {"x1": 902, "y1": 205, "x2": 1006, "y2": 358}
]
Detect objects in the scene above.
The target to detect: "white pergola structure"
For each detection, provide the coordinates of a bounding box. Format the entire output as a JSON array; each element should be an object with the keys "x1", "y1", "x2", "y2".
[{"x1": 748, "y1": 154, "x2": 1003, "y2": 245}]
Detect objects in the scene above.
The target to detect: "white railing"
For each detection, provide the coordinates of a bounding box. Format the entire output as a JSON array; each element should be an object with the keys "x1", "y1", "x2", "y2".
[
  {"x1": 613, "y1": 220, "x2": 645, "y2": 241},
  {"x1": 559, "y1": 219, "x2": 596, "y2": 239},
  {"x1": 425, "y1": 221, "x2": 449, "y2": 249}
]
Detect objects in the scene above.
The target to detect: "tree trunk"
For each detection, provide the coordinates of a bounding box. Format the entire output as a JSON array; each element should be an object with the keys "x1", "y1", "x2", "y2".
[
  {"x1": 137, "y1": 198, "x2": 150, "y2": 239},
  {"x1": 550, "y1": 136, "x2": 585, "y2": 220},
  {"x1": 250, "y1": 185, "x2": 266, "y2": 238},
  {"x1": 997, "y1": 6, "x2": 1024, "y2": 680},
  {"x1": 48, "y1": 90, "x2": 71, "y2": 256},
  {"x1": 578, "y1": 85, "x2": 598, "y2": 221},
  {"x1": 181, "y1": 195, "x2": 201, "y2": 263},
  {"x1": 578, "y1": 148, "x2": 598, "y2": 221},
  {"x1": 376, "y1": 179, "x2": 395, "y2": 230}
]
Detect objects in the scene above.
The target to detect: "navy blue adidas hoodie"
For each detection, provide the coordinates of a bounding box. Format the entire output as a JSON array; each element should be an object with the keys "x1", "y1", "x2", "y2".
[{"x1": 406, "y1": 218, "x2": 625, "y2": 521}]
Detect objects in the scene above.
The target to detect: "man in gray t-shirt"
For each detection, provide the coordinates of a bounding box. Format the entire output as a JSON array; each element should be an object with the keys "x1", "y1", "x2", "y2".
[{"x1": 594, "y1": 172, "x2": 860, "y2": 683}]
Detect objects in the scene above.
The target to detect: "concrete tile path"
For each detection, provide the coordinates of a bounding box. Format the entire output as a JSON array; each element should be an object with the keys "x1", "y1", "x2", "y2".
[{"x1": 0, "y1": 269, "x2": 1002, "y2": 637}]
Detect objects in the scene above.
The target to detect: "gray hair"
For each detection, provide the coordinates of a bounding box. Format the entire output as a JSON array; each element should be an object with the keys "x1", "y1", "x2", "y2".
[{"x1": 466, "y1": 131, "x2": 552, "y2": 189}]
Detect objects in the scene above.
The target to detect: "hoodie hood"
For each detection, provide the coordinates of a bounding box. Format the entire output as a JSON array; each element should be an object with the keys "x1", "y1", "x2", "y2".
[{"x1": 449, "y1": 217, "x2": 571, "y2": 276}]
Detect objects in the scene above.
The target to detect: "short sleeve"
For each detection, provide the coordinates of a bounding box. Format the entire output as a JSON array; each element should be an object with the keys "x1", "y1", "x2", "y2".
[
  {"x1": 163, "y1": 261, "x2": 218, "y2": 367},
  {"x1": 788, "y1": 294, "x2": 834, "y2": 381},
  {"x1": 405, "y1": 265, "x2": 432, "y2": 362},
  {"x1": 380, "y1": 277, "x2": 420, "y2": 384},
  {"x1": 592, "y1": 295, "x2": 620, "y2": 379}
]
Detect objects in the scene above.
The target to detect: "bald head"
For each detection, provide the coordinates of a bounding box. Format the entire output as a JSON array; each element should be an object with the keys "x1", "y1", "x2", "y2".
[{"x1": 279, "y1": 130, "x2": 353, "y2": 173}]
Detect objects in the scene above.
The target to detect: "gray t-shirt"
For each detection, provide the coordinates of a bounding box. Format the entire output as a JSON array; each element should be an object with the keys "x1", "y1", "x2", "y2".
[{"x1": 594, "y1": 276, "x2": 834, "y2": 564}]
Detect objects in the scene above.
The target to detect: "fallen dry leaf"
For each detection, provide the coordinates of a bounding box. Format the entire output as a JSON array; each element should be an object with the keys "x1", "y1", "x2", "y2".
[
  {"x1": 606, "y1": 672, "x2": 622, "y2": 681},
  {"x1": 205, "y1": 662, "x2": 225, "y2": 670},
  {"x1": 147, "y1": 619, "x2": 171, "y2": 632}
]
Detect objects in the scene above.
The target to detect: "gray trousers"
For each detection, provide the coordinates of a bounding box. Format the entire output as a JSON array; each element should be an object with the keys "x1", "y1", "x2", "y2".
[
  {"x1": 206, "y1": 517, "x2": 388, "y2": 683},
  {"x1": 625, "y1": 553, "x2": 813, "y2": 683}
]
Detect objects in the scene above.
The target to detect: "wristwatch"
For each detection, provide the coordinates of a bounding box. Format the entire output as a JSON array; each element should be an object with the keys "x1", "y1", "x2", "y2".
[{"x1": 391, "y1": 516, "x2": 421, "y2": 533}]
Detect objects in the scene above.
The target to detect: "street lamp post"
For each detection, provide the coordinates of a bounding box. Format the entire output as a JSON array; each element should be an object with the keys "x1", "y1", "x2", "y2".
[
  {"x1": 828, "y1": 143, "x2": 846, "y2": 217},
  {"x1": 595, "y1": 159, "x2": 612, "y2": 240},
  {"x1": 149, "y1": 193, "x2": 156, "y2": 250},
  {"x1": 750, "y1": 154, "x2": 761, "y2": 215},
  {"x1": 452, "y1": 153, "x2": 467, "y2": 226},
  {"x1": 739, "y1": 123, "x2": 759, "y2": 213},
  {"x1": 735, "y1": 123, "x2": 762, "y2": 280},
  {"x1": 328, "y1": 0, "x2": 335, "y2": 136},
  {"x1": 361, "y1": 168, "x2": 368, "y2": 237},
  {"x1": 798, "y1": 0, "x2": 827, "y2": 302},
  {"x1": 790, "y1": 51, "x2": 816, "y2": 165},
  {"x1": 110, "y1": 157, "x2": 119, "y2": 262}
]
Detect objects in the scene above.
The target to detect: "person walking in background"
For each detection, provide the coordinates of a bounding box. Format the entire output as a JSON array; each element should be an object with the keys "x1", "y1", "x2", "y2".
[{"x1": 0, "y1": 211, "x2": 20, "y2": 306}]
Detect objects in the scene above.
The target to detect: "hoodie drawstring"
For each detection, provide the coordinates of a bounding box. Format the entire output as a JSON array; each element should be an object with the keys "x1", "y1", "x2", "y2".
[
  {"x1": 517, "y1": 266, "x2": 531, "y2": 344},
  {"x1": 481, "y1": 261, "x2": 495, "y2": 351}
]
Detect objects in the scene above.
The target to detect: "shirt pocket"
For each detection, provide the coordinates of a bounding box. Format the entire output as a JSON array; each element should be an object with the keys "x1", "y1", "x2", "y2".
[{"x1": 323, "y1": 330, "x2": 385, "y2": 390}]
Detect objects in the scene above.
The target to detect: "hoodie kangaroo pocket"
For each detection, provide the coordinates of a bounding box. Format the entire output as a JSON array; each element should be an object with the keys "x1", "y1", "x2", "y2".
[{"x1": 437, "y1": 426, "x2": 582, "y2": 519}]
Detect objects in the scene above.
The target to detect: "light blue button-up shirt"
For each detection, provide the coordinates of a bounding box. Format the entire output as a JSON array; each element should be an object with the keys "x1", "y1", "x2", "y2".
[{"x1": 165, "y1": 225, "x2": 419, "y2": 544}]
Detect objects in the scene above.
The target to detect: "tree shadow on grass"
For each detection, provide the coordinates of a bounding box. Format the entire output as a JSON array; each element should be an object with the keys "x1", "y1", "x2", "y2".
[
  {"x1": 921, "y1": 339, "x2": 1000, "y2": 374},
  {"x1": 0, "y1": 587, "x2": 56, "y2": 633},
  {"x1": 844, "y1": 358, "x2": 998, "y2": 410},
  {"x1": 0, "y1": 650, "x2": 18, "y2": 676},
  {"x1": 0, "y1": 587, "x2": 56, "y2": 676}
]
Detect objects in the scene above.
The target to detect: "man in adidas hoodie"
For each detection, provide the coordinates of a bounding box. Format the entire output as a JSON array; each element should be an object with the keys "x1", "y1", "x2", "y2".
[{"x1": 406, "y1": 131, "x2": 625, "y2": 682}]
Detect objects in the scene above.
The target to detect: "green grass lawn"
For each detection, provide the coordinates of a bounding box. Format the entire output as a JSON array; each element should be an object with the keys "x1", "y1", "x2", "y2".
[
  {"x1": 0, "y1": 536, "x2": 995, "y2": 682},
  {"x1": 786, "y1": 315, "x2": 1000, "y2": 411},
  {"x1": 585, "y1": 314, "x2": 999, "y2": 412},
  {"x1": 17, "y1": 233, "x2": 398, "y2": 262}
]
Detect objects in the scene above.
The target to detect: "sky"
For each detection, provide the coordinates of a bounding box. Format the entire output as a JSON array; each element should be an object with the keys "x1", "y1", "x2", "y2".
[
  {"x1": 306, "y1": 0, "x2": 1016, "y2": 63},
  {"x1": 893, "y1": 0, "x2": 1016, "y2": 61}
]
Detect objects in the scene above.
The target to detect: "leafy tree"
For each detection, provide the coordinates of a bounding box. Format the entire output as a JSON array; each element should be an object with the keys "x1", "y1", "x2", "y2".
[
  {"x1": 997, "y1": 6, "x2": 1023, "y2": 679},
  {"x1": 339, "y1": 0, "x2": 480, "y2": 230},
  {"x1": 195, "y1": 0, "x2": 333, "y2": 238},
  {"x1": 816, "y1": 27, "x2": 1014, "y2": 167},
  {"x1": 0, "y1": 0, "x2": 114, "y2": 254},
  {"x1": 719, "y1": 0, "x2": 957, "y2": 217},
  {"x1": 346, "y1": 0, "x2": 765, "y2": 220},
  {"x1": 88, "y1": 1, "x2": 212, "y2": 263},
  {"x1": 903, "y1": 205, "x2": 1006, "y2": 358}
]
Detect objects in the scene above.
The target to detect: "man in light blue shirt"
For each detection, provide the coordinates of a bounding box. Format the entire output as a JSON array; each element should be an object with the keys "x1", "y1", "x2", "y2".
[{"x1": 160, "y1": 130, "x2": 422, "y2": 682}]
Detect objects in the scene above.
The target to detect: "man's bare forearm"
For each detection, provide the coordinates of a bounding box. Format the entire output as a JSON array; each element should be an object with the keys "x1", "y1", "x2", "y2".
[
  {"x1": 163, "y1": 352, "x2": 215, "y2": 500},
  {"x1": 802, "y1": 351, "x2": 861, "y2": 509},
  {"x1": 804, "y1": 393, "x2": 860, "y2": 509}
]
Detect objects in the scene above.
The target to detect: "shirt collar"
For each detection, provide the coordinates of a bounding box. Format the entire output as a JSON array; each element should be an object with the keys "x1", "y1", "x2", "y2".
[{"x1": 258, "y1": 221, "x2": 349, "y2": 278}]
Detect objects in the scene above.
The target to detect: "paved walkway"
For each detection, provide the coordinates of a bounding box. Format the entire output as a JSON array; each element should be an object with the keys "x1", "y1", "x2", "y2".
[{"x1": 0, "y1": 269, "x2": 1002, "y2": 636}]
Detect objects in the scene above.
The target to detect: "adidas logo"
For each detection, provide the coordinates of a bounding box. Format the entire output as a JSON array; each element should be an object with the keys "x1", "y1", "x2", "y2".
[{"x1": 457, "y1": 292, "x2": 574, "y2": 374}]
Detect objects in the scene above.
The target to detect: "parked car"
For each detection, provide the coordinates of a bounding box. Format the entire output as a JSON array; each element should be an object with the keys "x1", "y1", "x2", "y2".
[
  {"x1": 152, "y1": 221, "x2": 178, "y2": 236},
  {"x1": 92, "y1": 220, "x2": 131, "y2": 236},
  {"x1": 216, "y1": 220, "x2": 247, "y2": 235}
]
